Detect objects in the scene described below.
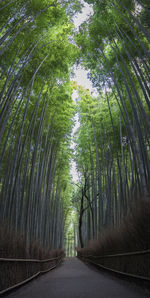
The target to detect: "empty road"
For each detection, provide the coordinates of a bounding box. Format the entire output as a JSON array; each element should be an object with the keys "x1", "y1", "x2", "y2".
[{"x1": 6, "y1": 258, "x2": 150, "y2": 298}]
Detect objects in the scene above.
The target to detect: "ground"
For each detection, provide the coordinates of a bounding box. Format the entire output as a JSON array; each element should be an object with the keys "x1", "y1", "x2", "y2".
[{"x1": 7, "y1": 257, "x2": 150, "y2": 298}]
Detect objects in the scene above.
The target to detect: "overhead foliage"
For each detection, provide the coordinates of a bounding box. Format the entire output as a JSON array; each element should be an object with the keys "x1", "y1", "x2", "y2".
[
  {"x1": 0, "y1": 0, "x2": 81, "y2": 250},
  {"x1": 0, "y1": 0, "x2": 150, "y2": 253},
  {"x1": 73, "y1": 0, "x2": 150, "y2": 247}
]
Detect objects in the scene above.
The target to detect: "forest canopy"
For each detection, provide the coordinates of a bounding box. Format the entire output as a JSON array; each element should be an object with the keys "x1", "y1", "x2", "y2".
[{"x1": 0, "y1": 0, "x2": 150, "y2": 253}]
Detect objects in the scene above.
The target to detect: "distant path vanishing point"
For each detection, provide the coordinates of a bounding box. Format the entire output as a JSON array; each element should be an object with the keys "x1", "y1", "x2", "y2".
[{"x1": 7, "y1": 257, "x2": 150, "y2": 298}]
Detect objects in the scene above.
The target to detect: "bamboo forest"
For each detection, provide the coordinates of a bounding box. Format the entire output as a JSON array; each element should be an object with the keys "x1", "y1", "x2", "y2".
[{"x1": 0, "y1": 0, "x2": 150, "y2": 294}]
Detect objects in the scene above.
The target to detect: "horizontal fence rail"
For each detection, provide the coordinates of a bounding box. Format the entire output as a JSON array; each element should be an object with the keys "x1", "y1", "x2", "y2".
[
  {"x1": 0, "y1": 255, "x2": 62, "y2": 262},
  {"x1": 77, "y1": 250, "x2": 150, "y2": 282},
  {"x1": 78, "y1": 249, "x2": 150, "y2": 258},
  {"x1": 0, "y1": 254, "x2": 64, "y2": 295}
]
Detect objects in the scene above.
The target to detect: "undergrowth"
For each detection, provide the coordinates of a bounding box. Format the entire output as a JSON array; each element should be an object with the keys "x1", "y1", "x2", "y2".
[
  {"x1": 0, "y1": 224, "x2": 64, "y2": 292},
  {"x1": 77, "y1": 198, "x2": 150, "y2": 278},
  {"x1": 0, "y1": 223, "x2": 64, "y2": 259}
]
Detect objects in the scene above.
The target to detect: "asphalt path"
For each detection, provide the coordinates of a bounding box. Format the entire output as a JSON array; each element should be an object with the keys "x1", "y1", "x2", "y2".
[{"x1": 6, "y1": 257, "x2": 150, "y2": 298}]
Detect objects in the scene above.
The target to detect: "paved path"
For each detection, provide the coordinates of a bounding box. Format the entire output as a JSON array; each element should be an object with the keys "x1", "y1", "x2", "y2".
[{"x1": 7, "y1": 258, "x2": 149, "y2": 298}]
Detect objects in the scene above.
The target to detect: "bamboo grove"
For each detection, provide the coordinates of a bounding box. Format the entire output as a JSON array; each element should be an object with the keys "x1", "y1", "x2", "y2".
[
  {"x1": 0, "y1": 0, "x2": 82, "y2": 250},
  {"x1": 73, "y1": 0, "x2": 150, "y2": 248},
  {"x1": 0, "y1": 0, "x2": 150, "y2": 253}
]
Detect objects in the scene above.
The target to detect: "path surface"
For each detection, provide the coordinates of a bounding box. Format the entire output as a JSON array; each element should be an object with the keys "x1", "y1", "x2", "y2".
[{"x1": 7, "y1": 257, "x2": 149, "y2": 298}]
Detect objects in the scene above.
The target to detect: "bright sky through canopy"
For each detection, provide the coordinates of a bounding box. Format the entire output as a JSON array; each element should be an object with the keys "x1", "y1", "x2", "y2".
[
  {"x1": 70, "y1": 1, "x2": 96, "y2": 182},
  {"x1": 73, "y1": 65, "x2": 98, "y2": 97},
  {"x1": 73, "y1": 1, "x2": 93, "y2": 28}
]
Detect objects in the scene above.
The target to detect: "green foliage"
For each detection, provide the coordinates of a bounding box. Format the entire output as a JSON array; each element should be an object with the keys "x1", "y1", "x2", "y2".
[
  {"x1": 1, "y1": 0, "x2": 150, "y2": 252},
  {"x1": 0, "y1": 0, "x2": 80, "y2": 250}
]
